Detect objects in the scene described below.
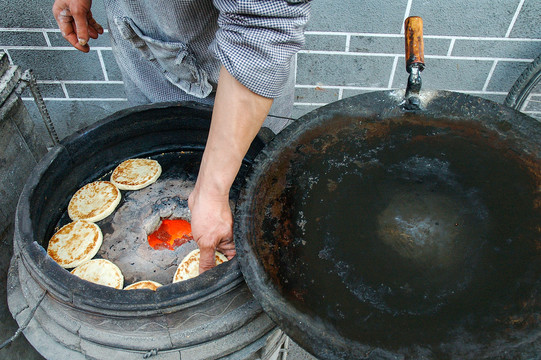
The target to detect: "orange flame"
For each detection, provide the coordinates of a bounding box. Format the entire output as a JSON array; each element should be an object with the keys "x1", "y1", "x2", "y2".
[{"x1": 148, "y1": 219, "x2": 193, "y2": 250}]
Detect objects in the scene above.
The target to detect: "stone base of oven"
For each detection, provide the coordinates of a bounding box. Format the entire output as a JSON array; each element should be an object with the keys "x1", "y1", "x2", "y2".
[{"x1": 8, "y1": 251, "x2": 284, "y2": 360}]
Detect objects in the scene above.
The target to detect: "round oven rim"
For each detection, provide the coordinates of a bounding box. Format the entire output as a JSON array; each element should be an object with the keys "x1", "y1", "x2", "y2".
[{"x1": 13, "y1": 101, "x2": 265, "y2": 314}]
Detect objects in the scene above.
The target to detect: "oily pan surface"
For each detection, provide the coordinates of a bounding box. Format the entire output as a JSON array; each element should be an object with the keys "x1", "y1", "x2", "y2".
[{"x1": 239, "y1": 111, "x2": 540, "y2": 356}]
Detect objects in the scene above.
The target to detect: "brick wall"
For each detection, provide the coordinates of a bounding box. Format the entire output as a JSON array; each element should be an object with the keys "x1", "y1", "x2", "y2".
[{"x1": 1, "y1": 0, "x2": 540, "y2": 139}]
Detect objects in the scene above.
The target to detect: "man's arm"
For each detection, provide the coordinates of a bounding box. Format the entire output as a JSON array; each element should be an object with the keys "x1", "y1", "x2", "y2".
[
  {"x1": 191, "y1": 0, "x2": 311, "y2": 274},
  {"x1": 189, "y1": 66, "x2": 273, "y2": 273}
]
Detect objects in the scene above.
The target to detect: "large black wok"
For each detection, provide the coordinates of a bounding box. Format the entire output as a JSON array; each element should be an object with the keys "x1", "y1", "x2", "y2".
[{"x1": 234, "y1": 18, "x2": 540, "y2": 359}]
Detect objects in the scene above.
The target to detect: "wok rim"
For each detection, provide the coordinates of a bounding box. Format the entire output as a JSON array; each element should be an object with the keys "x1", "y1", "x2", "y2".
[{"x1": 14, "y1": 101, "x2": 264, "y2": 314}]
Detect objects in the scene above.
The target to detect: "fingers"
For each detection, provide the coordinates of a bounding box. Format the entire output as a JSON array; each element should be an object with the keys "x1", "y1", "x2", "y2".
[
  {"x1": 199, "y1": 244, "x2": 217, "y2": 274},
  {"x1": 52, "y1": 1, "x2": 103, "y2": 53},
  {"x1": 70, "y1": 3, "x2": 91, "y2": 46},
  {"x1": 216, "y1": 241, "x2": 236, "y2": 260},
  {"x1": 54, "y1": 7, "x2": 86, "y2": 51},
  {"x1": 87, "y1": 11, "x2": 104, "y2": 37},
  {"x1": 199, "y1": 235, "x2": 235, "y2": 273}
]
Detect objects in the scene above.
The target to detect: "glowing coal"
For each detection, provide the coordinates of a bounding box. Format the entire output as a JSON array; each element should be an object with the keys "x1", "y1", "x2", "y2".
[{"x1": 98, "y1": 178, "x2": 198, "y2": 285}]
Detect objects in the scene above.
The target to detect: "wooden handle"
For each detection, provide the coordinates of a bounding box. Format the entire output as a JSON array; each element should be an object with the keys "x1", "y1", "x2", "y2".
[{"x1": 404, "y1": 16, "x2": 425, "y2": 72}]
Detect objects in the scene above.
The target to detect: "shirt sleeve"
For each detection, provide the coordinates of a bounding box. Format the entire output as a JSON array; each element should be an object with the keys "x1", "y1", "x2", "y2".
[{"x1": 211, "y1": 0, "x2": 311, "y2": 98}]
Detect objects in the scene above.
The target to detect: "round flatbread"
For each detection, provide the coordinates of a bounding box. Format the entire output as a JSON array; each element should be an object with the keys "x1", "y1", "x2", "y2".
[
  {"x1": 124, "y1": 280, "x2": 162, "y2": 291},
  {"x1": 71, "y1": 259, "x2": 124, "y2": 289},
  {"x1": 47, "y1": 220, "x2": 103, "y2": 268},
  {"x1": 110, "y1": 159, "x2": 162, "y2": 190},
  {"x1": 68, "y1": 181, "x2": 121, "y2": 222},
  {"x1": 173, "y1": 249, "x2": 228, "y2": 283}
]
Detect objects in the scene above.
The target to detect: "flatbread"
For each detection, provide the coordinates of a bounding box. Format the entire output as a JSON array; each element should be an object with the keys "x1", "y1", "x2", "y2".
[
  {"x1": 68, "y1": 181, "x2": 121, "y2": 222},
  {"x1": 71, "y1": 259, "x2": 124, "y2": 289},
  {"x1": 47, "y1": 220, "x2": 102, "y2": 268},
  {"x1": 173, "y1": 249, "x2": 228, "y2": 283},
  {"x1": 124, "y1": 280, "x2": 162, "y2": 291},
  {"x1": 110, "y1": 159, "x2": 162, "y2": 190}
]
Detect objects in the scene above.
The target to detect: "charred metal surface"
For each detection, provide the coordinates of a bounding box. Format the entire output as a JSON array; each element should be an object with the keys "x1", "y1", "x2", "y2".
[{"x1": 235, "y1": 90, "x2": 541, "y2": 359}]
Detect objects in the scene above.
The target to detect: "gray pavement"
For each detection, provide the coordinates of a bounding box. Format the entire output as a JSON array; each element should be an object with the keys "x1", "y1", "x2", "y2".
[{"x1": 0, "y1": 232, "x2": 45, "y2": 359}]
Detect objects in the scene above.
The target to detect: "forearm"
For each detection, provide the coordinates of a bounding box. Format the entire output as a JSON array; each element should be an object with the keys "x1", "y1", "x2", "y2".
[
  {"x1": 194, "y1": 66, "x2": 273, "y2": 199},
  {"x1": 189, "y1": 66, "x2": 272, "y2": 271}
]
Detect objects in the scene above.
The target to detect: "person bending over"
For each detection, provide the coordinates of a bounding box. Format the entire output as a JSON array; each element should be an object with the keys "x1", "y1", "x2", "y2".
[{"x1": 53, "y1": 0, "x2": 311, "y2": 273}]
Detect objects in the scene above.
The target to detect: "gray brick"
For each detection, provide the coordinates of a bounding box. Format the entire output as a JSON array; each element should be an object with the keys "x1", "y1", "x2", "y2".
[
  {"x1": 0, "y1": 0, "x2": 105, "y2": 29},
  {"x1": 342, "y1": 89, "x2": 373, "y2": 99},
  {"x1": 292, "y1": 105, "x2": 320, "y2": 119},
  {"x1": 533, "y1": 78, "x2": 541, "y2": 94},
  {"x1": 0, "y1": 32, "x2": 47, "y2": 47},
  {"x1": 304, "y1": 34, "x2": 346, "y2": 51},
  {"x1": 349, "y1": 36, "x2": 452, "y2": 56},
  {"x1": 47, "y1": 31, "x2": 112, "y2": 48},
  {"x1": 508, "y1": 0, "x2": 541, "y2": 38},
  {"x1": 8, "y1": 49, "x2": 103, "y2": 81},
  {"x1": 392, "y1": 58, "x2": 494, "y2": 91},
  {"x1": 524, "y1": 95, "x2": 541, "y2": 113},
  {"x1": 65, "y1": 83, "x2": 126, "y2": 98},
  {"x1": 101, "y1": 50, "x2": 123, "y2": 81},
  {"x1": 525, "y1": 112, "x2": 541, "y2": 122},
  {"x1": 307, "y1": 0, "x2": 407, "y2": 33},
  {"x1": 349, "y1": 36, "x2": 403, "y2": 54},
  {"x1": 451, "y1": 39, "x2": 540, "y2": 59},
  {"x1": 423, "y1": 38, "x2": 454, "y2": 56},
  {"x1": 410, "y1": 0, "x2": 520, "y2": 37},
  {"x1": 22, "y1": 83, "x2": 65, "y2": 99},
  {"x1": 295, "y1": 87, "x2": 339, "y2": 103},
  {"x1": 0, "y1": 0, "x2": 57, "y2": 28},
  {"x1": 486, "y1": 61, "x2": 530, "y2": 92},
  {"x1": 23, "y1": 99, "x2": 130, "y2": 140},
  {"x1": 92, "y1": 0, "x2": 108, "y2": 28},
  {"x1": 296, "y1": 53, "x2": 395, "y2": 88}
]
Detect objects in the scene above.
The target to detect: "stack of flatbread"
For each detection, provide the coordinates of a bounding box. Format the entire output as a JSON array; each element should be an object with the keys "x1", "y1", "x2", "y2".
[
  {"x1": 48, "y1": 158, "x2": 234, "y2": 291},
  {"x1": 173, "y1": 249, "x2": 228, "y2": 282}
]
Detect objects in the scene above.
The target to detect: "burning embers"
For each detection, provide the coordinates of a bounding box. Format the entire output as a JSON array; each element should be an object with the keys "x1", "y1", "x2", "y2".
[
  {"x1": 148, "y1": 218, "x2": 193, "y2": 250},
  {"x1": 94, "y1": 176, "x2": 200, "y2": 286}
]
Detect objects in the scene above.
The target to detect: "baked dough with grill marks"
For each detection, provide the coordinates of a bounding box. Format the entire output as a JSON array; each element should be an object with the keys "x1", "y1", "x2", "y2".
[
  {"x1": 68, "y1": 181, "x2": 121, "y2": 223},
  {"x1": 173, "y1": 249, "x2": 228, "y2": 282},
  {"x1": 47, "y1": 220, "x2": 102, "y2": 268},
  {"x1": 110, "y1": 159, "x2": 162, "y2": 190},
  {"x1": 71, "y1": 259, "x2": 124, "y2": 289},
  {"x1": 124, "y1": 280, "x2": 162, "y2": 291}
]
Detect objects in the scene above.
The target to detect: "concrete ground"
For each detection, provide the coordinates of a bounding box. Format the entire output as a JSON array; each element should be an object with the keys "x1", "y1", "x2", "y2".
[{"x1": 0, "y1": 230, "x2": 45, "y2": 360}]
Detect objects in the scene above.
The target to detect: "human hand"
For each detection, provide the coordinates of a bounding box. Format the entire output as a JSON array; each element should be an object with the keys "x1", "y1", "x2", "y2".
[
  {"x1": 188, "y1": 187, "x2": 235, "y2": 274},
  {"x1": 52, "y1": 0, "x2": 103, "y2": 52},
  {"x1": 187, "y1": 67, "x2": 272, "y2": 274}
]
